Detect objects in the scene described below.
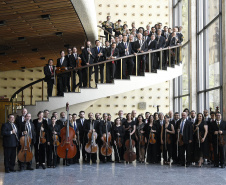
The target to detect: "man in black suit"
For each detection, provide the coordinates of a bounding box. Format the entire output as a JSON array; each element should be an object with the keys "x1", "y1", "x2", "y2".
[
  {"x1": 105, "y1": 42, "x2": 119, "y2": 83},
  {"x1": 147, "y1": 34, "x2": 158, "y2": 72},
  {"x1": 203, "y1": 109, "x2": 211, "y2": 122},
  {"x1": 76, "y1": 111, "x2": 87, "y2": 162},
  {"x1": 118, "y1": 110, "x2": 126, "y2": 125},
  {"x1": 83, "y1": 112, "x2": 99, "y2": 163},
  {"x1": 19, "y1": 113, "x2": 36, "y2": 171},
  {"x1": 188, "y1": 110, "x2": 196, "y2": 124},
  {"x1": 15, "y1": 108, "x2": 28, "y2": 129},
  {"x1": 209, "y1": 112, "x2": 226, "y2": 168},
  {"x1": 44, "y1": 59, "x2": 55, "y2": 98},
  {"x1": 81, "y1": 41, "x2": 96, "y2": 88},
  {"x1": 93, "y1": 40, "x2": 105, "y2": 85},
  {"x1": 65, "y1": 48, "x2": 72, "y2": 92},
  {"x1": 175, "y1": 112, "x2": 193, "y2": 166},
  {"x1": 133, "y1": 33, "x2": 148, "y2": 75},
  {"x1": 56, "y1": 50, "x2": 69, "y2": 96},
  {"x1": 156, "y1": 29, "x2": 166, "y2": 69},
  {"x1": 118, "y1": 35, "x2": 135, "y2": 78},
  {"x1": 148, "y1": 27, "x2": 157, "y2": 37},
  {"x1": 43, "y1": 109, "x2": 51, "y2": 125},
  {"x1": 1, "y1": 114, "x2": 18, "y2": 173},
  {"x1": 69, "y1": 46, "x2": 81, "y2": 91}
]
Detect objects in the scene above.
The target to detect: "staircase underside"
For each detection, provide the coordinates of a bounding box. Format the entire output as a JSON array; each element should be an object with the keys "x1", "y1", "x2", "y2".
[{"x1": 25, "y1": 64, "x2": 183, "y2": 116}]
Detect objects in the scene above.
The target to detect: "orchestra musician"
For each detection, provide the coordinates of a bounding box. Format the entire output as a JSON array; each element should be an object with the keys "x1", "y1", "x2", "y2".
[
  {"x1": 44, "y1": 59, "x2": 55, "y2": 98},
  {"x1": 102, "y1": 16, "x2": 114, "y2": 41}
]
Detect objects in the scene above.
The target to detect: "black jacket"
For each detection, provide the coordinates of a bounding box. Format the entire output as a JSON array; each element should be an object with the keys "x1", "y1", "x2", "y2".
[
  {"x1": 69, "y1": 53, "x2": 80, "y2": 68},
  {"x1": 118, "y1": 42, "x2": 134, "y2": 57},
  {"x1": 1, "y1": 122, "x2": 19, "y2": 147},
  {"x1": 81, "y1": 47, "x2": 95, "y2": 65},
  {"x1": 155, "y1": 36, "x2": 166, "y2": 49},
  {"x1": 175, "y1": 119, "x2": 193, "y2": 144},
  {"x1": 44, "y1": 65, "x2": 55, "y2": 82},
  {"x1": 105, "y1": 47, "x2": 119, "y2": 59},
  {"x1": 19, "y1": 121, "x2": 36, "y2": 144},
  {"x1": 93, "y1": 47, "x2": 105, "y2": 62}
]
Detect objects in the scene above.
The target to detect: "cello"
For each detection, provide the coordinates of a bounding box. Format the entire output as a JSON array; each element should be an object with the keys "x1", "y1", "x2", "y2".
[
  {"x1": 101, "y1": 122, "x2": 113, "y2": 157},
  {"x1": 124, "y1": 129, "x2": 136, "y2": 163},
  {"x1": 57, "y1": 103, "x2": 77, "y2": 160},
  {"x1": 85, "y1": 120, "x2": 98, "y2": 154},
  {"x1": 18, "y1": 122, "x2": 33, "y2": 162}
]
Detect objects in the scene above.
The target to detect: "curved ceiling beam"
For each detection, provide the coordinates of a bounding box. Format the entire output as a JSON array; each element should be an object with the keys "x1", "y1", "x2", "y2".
[{"x1": 71, "y1": 0, "x2": 98, "y2": 43}]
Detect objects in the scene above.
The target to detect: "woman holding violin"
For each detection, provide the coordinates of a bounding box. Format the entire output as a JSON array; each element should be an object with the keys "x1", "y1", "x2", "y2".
[
  {"x1": 112, "y1": 118, "x2": 125, "y2": 163},
  {"x1": 144, "y1": 115, "x2": 157, "y2": 164},
  {"x1": 123, "y1": 113, "x2": 136, "y2": 141},
  {"x1": 135, "y1": 115, "x2": 145, "y2": 163},
  {"x1": 161, "y1": 115, "x2": 175, "y2": 165},
  {"x1": 193, "y1": 113, "x2": 208, "y2": 167},
  {"x1": 47, "y1": 116, "x2": 61, "y2": 168},
  {"x1": 33, "y1": 111, "x2": 49, "y2": 169}
]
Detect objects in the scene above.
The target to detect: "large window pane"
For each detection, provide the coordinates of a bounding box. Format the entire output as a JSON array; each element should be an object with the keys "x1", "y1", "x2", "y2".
[
  {"x1": 182, "y1": 0, "x2": 189, "y2": 42},
  {"x1": 182, "y1": 44, "x2": 189, "y2": 95},
  {"x1": 206, "y1": 19, "x2": 220, "y2": 88},
  {"x1": 182, "y1": 96, "x2": 189, "y2": 110},
  {"x1": 198, "y1": 32, "x2": 204, "y2": 91},
  {"x1": 198, "y1": 93, "x2": 205, "y2": 112},
  {"x1": 208, "y1": 89, "x2": 220, "y2": 110},
  {"x1": 198, "y1": 0, "x2": 204, "y2": 31},
  {"x1": 206, "y1": 0, "x2": 219, "y2": 24}
]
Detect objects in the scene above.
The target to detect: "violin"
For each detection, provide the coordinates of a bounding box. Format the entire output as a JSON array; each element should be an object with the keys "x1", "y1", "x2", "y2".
[
  {"x1": 101, "y1": 122, "x2": 112, "y2": 156},
  {"x1": 124, "y1": 129, "x2": 136, "y2": 162},
  {"x1": 39, "y1": 123, "x2": 46, "y2": 144},
  {"x1": 53, "y1": 127, "x2": 60, "y2": 147},
  {"x1": 85, "y1": 120, "x2": 98, "y2": 154},
  {"x1": 57, "y1": 103, "x2": 77, "y2": 159},
  {"x1": 18, "y1": 122, "x2": 33, "y2": 162},
  {"x1": 116, "y1": 132, "x2": 122, "y2": 148},
  {"x1": 55, "y1": 66, "x2": 67, "y2": 74},
  {"x1": 138, "y1": 124, "x2": 145, "y2": 147},
  {"x1": 149, "y1": 130, "x2": 156, "y2": 144},
  {"x1": 77, "y1": 58, "x2": 82, "y2": 68}
]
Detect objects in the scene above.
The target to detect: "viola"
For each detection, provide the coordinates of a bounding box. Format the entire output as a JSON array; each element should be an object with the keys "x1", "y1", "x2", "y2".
[
  {"x1": 149, "y1": 131, "x2": 156, "y2": 144},
  {"x1": 52, "y1": 127, "x2": 60, "y2": 147},
  {"x1": 124, "y1": 129, "x2": 136, "y2": 162},
  {"x1": 57, "y1": 103, "x2": 77, "y2": 159},
  {"x1": 18, "y1": 122, "x2": 33, "y2": 162},
  {"x1": 39, "y1": 123, "x2": 46, "y2": 144}
]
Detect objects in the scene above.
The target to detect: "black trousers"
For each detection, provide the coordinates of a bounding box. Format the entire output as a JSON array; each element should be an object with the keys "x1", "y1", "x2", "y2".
[
  {"x1": 57, "y1": 75, "x2": 67, "y2": 96},
  {"x1": 71, "y1": 71, "x2": 76, "y2": 92},
  {"x1": 71, "y1": 141, "x2": 80, "y2": 163},
  {"x1": 47, "y1": 145, "x2": 57, "y2": 166},
  {"x1": 113, "y1": 144, "x2": 124, "y2": 162},
  {"x1": 87, "y1": 152, "x2": 97, "y2": 163},
  {"x1": 34, "y1": 143, "x2": 46, "y2": 164},
  {"x1": 106, "y1": 62, "x2": 115, "y2": 83},
  {"x1": 163, "y1": 143, "x2": 172, "y2": 162},
  {"x1": 82, "y1": 66, "x2": 93, "y2": 87},
  {"x1": 4, "y1": 147, "x2": 16, "y2": 171},
  {"x1": 47, "y1": 79, "x2": 54, "y2": 97},
  {"x1": 213, "y1": 141, "x2": 225, "y2": 166},
  {"x1": 136, "y1": 55, "x2": 146, "y2": 75},
  {"x1": 115, "y1": 59, "x2": 126, "y2": 79},
  {"x1": 179, "y1": 143, "x2": 192, "y2": 165},
  {"x1": 94, "y1": 64, "x2": 104, "y2": 84},
  {"x1": 105, "y1": 33, "x2": 111, "y2": 41},
  {"x1": 66, "y1": 75, "x2": 70, "y2": 92}
]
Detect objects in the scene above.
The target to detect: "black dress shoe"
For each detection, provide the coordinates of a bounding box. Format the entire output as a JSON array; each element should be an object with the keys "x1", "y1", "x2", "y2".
[
  {"x1": 214, "y1": 164, "x2": 219, "y2": 167},
  {"x1": 5, "y1": 169, "x2": 10, "y2": 173},
  {"x1": 221, "y1": 164, "x2": 225, "y2": 168},
  {"x1": 36, "y1": 164, "x2": 39, "y2": 169},
  {"x1": 9, "y1": 168, "x2": 16, "y2": 172},
  {"x1": 27, "y1": 167, "x2": 34, "y2": 170},
  {"x1": 41, "y1": 164, "x2": 46, "y2": 169},
  {"x1": 66, "y1": 163, "x2": 70, "y2": 166}
]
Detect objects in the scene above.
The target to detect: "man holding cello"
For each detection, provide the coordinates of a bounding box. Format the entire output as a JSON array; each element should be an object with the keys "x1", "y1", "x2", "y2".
[{"x1": 1, "y1": 114, "x2": 19, "y2": 173}]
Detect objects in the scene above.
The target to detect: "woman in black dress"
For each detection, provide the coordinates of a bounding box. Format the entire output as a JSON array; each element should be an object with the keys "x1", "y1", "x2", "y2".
[
  {"x1": 193, "y1": 113, "x2": 208, "y2": 167},
  {"x1": 144, "y1": 115, "x2": 157, "y2": 164},
  {"x1": 47, "y1": 116, "x2": 61, "y2": 168},
  {"x1": 161, "y1": 115, "x2": 175, "y2": 165},
  {"x1": 136, "y1": 115, "x2": 145, "y2": 163},
  {"x1": 112, "y1": 118, "x2": 125, "y2": 163},
  {"x1": 33, "y1": 111, "x2": 49, "y2": 169},
  {"x1": 123, "y1": 113, "x2": 136, "y2": 141}
]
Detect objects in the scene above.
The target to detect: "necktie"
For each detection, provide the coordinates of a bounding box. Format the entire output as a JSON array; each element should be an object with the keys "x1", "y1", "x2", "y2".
[
  {"x1": 27, "y1": 123, "x2": 32, "y2": 139},
  {"x1": 124, "y1": 42, "x2": 127, "y2": 49},
  {"x1": 112, "y1": 50, "x2": 114, "y2": 64},
  {"x1": 74, "y1": 53, "x2": 77, "y2": 58},
  {"x1": 217, "y1": 121, "x2": 220, "y2": 128},
  {"x1": 50, "y1": 66, "x2": 53, "y2": 74},
  {"x1": 81, "y1": 119, "x2": 84, "y2": 126},
  {"x1": 61, "y1": 58, "x2": 63, "y2": 65},
  {"x1": 11, "y1": 123, "x2": 17, "y2": 133},
  {"x1": 98, "y1": 47, "x2": 100, "y2": 53},
  {"x1": 74, "y1": 122, "x2": 77, "y2": 131},
  {"x1": 180, "y1": 120, "x2": 184, "y2": 134}
]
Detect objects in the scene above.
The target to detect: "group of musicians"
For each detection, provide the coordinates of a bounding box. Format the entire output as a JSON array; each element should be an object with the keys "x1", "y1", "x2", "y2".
[
  {"x1": 2, "y1": 107, "x2": 226, "y2": 173},
  {"x1": 44, "y1": 17, "x2": 183, "y2": 98}
]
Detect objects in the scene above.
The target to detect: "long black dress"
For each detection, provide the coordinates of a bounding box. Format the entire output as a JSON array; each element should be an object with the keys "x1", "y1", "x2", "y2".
[
  {"x1": 162, "y1": 123, "x2": 173, "y2": 162},
  {"x1": 112, "y1": 125, "x2": 125, "y2": 162},
  {"x1": 144, "y1": 123, "x2": 158, "y2": 163},
  {"x1": 193, "y1": 121, "x2": 208, "y2": 162}
]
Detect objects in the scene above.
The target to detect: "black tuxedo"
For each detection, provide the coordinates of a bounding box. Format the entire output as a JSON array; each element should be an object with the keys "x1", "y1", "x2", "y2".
[
  {"x1": 146, "y1": 39, "x2": 158, "y2": 71},
  {"x1": 56, "y1": 57, "x2": 69, "y2": 96},
  {"x1": 209, "y1": 120, "x2": 226, "y2": 166},
  {"x1": 105, "y1": 47, "x2": 119, "y2": 83},
  {"x1": 81, "y1": 47, "x2": 95, "y2": 87},
  {"x1": 69, "y1": 53, "x2": 80, "y2": 91},
  {"x1": 93, "y1": 47, "x2": 105, "y2": 84},
  {"x1": 1, "y1": 121, "x2": 19, "y2": 171},
  {"x1": 15, "y1": 115, "x2": 25, "y2": 131},
  {"x1": 76, "y1": 118, "x2": 86, "y2": 160},
  {"x1": 175, "y1": 119, "x2": 193, "y2": 165},
  {"x1": 44, "y1": 65, "x2": 55, "y2": 97}
]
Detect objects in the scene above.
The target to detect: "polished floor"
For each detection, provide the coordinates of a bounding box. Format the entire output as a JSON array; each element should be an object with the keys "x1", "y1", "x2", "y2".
[{"x1": 1, "y1": 142, "x2": 226, "y2": 185}]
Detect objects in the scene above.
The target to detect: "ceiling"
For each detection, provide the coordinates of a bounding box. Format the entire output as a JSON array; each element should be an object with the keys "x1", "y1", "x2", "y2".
[{"x1": 0, "y1": 0, "x2": 87, "y2": 71}]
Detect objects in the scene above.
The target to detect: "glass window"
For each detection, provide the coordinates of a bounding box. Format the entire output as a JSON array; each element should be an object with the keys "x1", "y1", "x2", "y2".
[
  {"x1": 182, "y1": 44, "x2": 189, "y2": 95},
  {"x1": 198, "y1": 0, "x2": 204, "y2": 31},
  {"x1": 206, "y1": 0, "x2": 219, "y2": 24},
  {"x1": 206, "y1": 19, "x2": 220, "y2": 89},
  {"x1": 198, "y1": 32, "x2": 204, "y2": 91},
  {"x1": 208, "y1": 89, "x2": 220, "y2": 110},
  {"x1": 182, "y1": 96, "x2": 189, "y2": 110},
  {"x1": 182, "y1": 0, "x2": 189, "y2": 42}
]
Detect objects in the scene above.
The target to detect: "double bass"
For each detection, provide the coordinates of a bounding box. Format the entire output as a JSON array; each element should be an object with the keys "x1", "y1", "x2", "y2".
[
  {"x1": 18, "y1": 122, "x2": 33, "y2": 162},
  {"x1": 101, "y1": 122, "x2": 112, "y2": 157},
  {"x1": 57, "y1": 103, "x2": 77, "y2": 160},
  {"x1": 85, "y1": 120, "x2": 98, "y2": 154},
  {"x1": 124, "y1": 129, "x2": 136, "y2": 162}
]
